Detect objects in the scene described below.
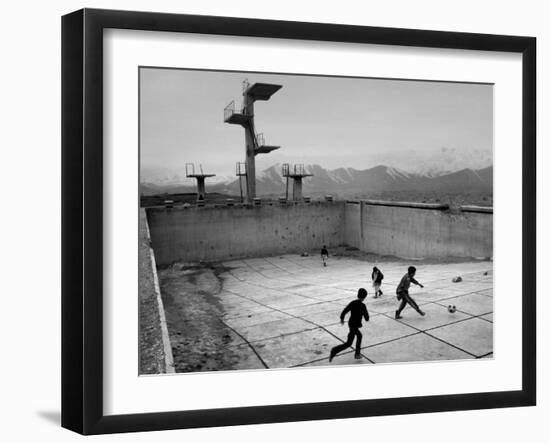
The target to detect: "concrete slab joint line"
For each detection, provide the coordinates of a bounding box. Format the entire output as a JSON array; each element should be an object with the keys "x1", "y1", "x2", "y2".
[
  {"x1": 219, "y1": 319, "x2": 270, "y2": 369},
  {"x1": 145, "y1": 214, "x2": 175, "y2": 374}
]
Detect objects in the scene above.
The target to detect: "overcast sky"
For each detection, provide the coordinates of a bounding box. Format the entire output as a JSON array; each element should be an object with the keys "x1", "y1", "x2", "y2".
[{"x1": 140, "y1": 67, "x2": 493, "y2": 181}]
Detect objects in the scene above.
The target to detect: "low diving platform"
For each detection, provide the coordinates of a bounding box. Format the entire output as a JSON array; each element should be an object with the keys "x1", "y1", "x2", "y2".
[{"x1": 185, "y1": 164, "x2": 216, "y2": 201}]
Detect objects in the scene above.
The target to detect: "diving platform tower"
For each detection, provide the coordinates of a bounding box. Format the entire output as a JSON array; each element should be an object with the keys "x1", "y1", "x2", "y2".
[
  {"x1": 224, "y1": 79, "x2": 282, "y2": 203},
  {"x1": 185, "y1": 163, "x2": 216, "y2": 201},
  {"x1": 282, "y1": 164, "x2": 313, "y2": 201}
]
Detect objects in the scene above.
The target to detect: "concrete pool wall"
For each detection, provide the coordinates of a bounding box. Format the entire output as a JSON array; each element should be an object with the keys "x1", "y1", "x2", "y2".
[
  {"x1": 147, "y1": 201, "x2": 345, "y2": 266},
  {"x1": 344, "y1": 201, "x2": 493, "y2": 260},
  {"x1": 139, "y1": 209, "x2": 175, "y2": 374},
  {"x1": 146, "y1": 200, "x2": 493, "y2": 265}
]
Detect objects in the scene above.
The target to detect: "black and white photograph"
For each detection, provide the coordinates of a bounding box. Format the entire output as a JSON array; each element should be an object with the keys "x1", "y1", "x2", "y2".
[
  {"x1": 1, "y1": 0, "x2": 546, "y2": 439},
  {"x1": 139, "y1": 68, "x2": 494, "y2": 375}
]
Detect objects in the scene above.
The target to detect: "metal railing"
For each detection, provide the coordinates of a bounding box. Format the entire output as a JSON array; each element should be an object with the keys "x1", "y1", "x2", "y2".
[
  {"x1": 185, "y1": 163, "x2": 195, "y2": 177},
  {"x1": 282, "y1": 163, "x2": 309, "y2": 177},
  {"x1": 282, "y1": 163, "x2": 289, "y2": 177},
  {"x1": 224, "y1": 100, "x2": 249, "y2": 121},
  {"x1": 255, "y1": 133, "x2": 265, "y2": 147},
  {"x1": 224, "y1": 101, "x2": 236, "y2": 121},
  {"x1": 235, "y1": 162, "x2": 247, "y2": 176},
  {"x1": 293, "y1": 164, "x2": 306, "y2": 176}
]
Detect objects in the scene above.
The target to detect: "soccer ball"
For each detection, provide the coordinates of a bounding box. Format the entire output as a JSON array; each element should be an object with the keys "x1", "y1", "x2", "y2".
[{"x1": 447, "y1": 305, "x2": 457, "y2": 313}]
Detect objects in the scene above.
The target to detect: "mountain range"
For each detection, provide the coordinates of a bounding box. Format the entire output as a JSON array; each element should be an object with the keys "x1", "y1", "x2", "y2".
[{"x1": 140, "y1": 164, "x2": 493, "y2": 198}]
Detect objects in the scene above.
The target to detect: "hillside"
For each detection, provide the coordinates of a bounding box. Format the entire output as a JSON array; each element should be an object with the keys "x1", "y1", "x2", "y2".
[{"x1": 141, "y1": 163, "x2": 493, "y2": 205}]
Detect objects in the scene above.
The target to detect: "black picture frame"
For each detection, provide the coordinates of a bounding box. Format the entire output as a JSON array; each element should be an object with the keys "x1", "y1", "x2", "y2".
[{"x1": 61, "y1": 8, "x2": 536, "y2": 435}]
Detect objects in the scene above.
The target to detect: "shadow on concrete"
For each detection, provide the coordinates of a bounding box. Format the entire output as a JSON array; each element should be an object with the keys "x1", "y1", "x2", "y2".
[{"x1": 36, "y1": 410, "x2": 60, "y2": 426}]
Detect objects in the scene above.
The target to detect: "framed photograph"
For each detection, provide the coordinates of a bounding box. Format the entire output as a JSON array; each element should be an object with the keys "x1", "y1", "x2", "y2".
[{"x1": 61, "y1": 8, "x2": 536, "y2": 435}]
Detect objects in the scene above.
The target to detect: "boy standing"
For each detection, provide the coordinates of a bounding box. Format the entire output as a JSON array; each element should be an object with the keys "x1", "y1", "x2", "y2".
[
  {"x1": 321, "y1": 245, "x2": 329, "y2": 267},
  {"x1": 329, "y1": 288, "x2": 369, "y2": 361},
  {"x1": 395, "y1": 266, "x2": 426, "y2": 319}
]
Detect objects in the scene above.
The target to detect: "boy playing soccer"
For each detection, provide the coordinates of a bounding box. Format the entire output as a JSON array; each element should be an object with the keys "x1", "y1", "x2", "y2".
[
  {"x1": 371, "y1": 266, "x2": 384, "y2": 298},
  {"x1": 395, "y1": 266, "x2": 426, "y2": 319},
  {"x1": 329, "y1": 288, "x2": 369, "y2": 361},
  {"x1": 321, "y1": 245, "x2": 329, "y2": 267}
]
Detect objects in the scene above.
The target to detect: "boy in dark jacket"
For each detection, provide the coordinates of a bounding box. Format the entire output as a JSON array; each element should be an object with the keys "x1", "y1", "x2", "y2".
[
  {"x1": 321, "y1": 245, "x2": 329, "y2": 267},
  {"x1": 372, "y1": 266, "x2": 384, "y2": 298},
  {"x1": 329, "y1": 288, "x2": 369, "y2": 361},
  {"x1": 395, "y1": 266, "x2": 426, "y2": 319}
]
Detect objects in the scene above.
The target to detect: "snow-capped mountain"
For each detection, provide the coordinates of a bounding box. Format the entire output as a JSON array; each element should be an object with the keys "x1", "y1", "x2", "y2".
[
  {"x1": 140, "y1": 163, "x2": 493, "y2": 198},
  {"x1": 366, "y1": 146, "x2": 493, "y2": 178}
]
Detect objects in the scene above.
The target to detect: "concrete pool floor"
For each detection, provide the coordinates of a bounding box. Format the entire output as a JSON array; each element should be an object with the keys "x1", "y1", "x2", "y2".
[{"x1": 158, "y1": 254, "x2": 493, "y2": 372}]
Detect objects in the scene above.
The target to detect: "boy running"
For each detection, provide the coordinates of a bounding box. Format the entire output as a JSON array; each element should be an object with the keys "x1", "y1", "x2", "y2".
[
  {"x1": 395, "y1": 266, "x2": 426, "y2": 319},
  {"x1": 329, "y1": 288, "x2": 369, "y2": 361},
  {"x1": 371, "y1": 266, "x2": 384, "y2": 298},
  {"x1": 321, "y1": 245, "x2": 329, "y2": 267}
]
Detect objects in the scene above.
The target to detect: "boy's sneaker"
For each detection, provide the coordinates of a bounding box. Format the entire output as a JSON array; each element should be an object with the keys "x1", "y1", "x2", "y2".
[
  {"x1": 329, "y1": 350, "x2": 335, "y2": 362},
  {"x1": 354, "y1": 354, "x2": 362, "y2": 360},
  {"x1": 395, "y1": 310, "x2": 402, "y2": 320}
]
